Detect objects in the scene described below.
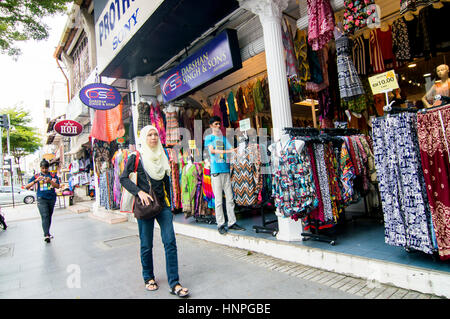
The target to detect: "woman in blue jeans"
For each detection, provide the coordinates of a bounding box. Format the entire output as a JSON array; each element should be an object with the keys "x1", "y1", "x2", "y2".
[
  {"x1": 25, "y1": 159, "x2": 60, "y2": 243},
  {"x1": 120, "y1": 125, "x2": 189, "y2": 298}
]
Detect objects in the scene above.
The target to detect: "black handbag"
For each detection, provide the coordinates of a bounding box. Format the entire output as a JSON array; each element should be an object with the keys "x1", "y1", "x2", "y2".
[{"x1": 133, "y1": 168, "x2": 162, "y2": 220}]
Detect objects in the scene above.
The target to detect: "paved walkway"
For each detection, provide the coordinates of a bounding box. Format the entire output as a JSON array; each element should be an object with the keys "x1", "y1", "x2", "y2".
[{"x1": 0, "y1": 205, "x2": 444, "y2": 299}]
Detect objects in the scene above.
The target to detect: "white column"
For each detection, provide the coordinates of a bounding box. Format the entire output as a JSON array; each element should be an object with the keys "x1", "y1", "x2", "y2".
[{"x1": 239, "y1": 0, "x2": 302, "y2": 242}]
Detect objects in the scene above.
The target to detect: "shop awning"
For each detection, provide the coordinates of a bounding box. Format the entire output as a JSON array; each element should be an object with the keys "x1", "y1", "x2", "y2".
[{"x1": 99, "y1": 0, "x2": 239, "y2": 79}]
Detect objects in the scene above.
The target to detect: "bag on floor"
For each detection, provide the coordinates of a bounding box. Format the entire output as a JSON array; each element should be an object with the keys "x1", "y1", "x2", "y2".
[{"x1": 120, "y1": 151, "x2": 140, "y2": 213}]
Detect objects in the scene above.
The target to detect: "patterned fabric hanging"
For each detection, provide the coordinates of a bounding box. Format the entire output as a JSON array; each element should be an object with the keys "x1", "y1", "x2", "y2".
[
  {"x1": 270, "y1": 138, "x2": 319, "y2": 218},
  {"x1": 230, "y1": 143, "x2": 262, "y2": 207},
  {"x1": 343, "y1": 0, "x2": 378, "y2": 34},
  {"x1": 307, "y1": 0, "x2": 335, "y2": 51},
  {"x1": 165, "y1": 111, "x2": 180, "y2": 146},
  {"x1": 293, "y1": 29, "x2": 311, "y2": 85},
  {"x1": 335, "y1": 30, "x2": 365, "y2": 100},
  {"x1": 281, "y1": 17, "x2": 299, "y2": 78},
  {"x1": 372, "y1": 113, "x2": 435, "y2": 255},
  {"x1": 150, "y1": 103, "x2": 166, "y2": 145},
  {"x1": 202, "y1": 165, "x2": 215, "y2": 210},
  {"x1": 400, "y1": 0, "x2": 439, "y2": 15},
  {"x1": 416, "y1": 106, "x2": 450, "y2": 260},
  {"x1": 181, "y1": 163, "x2": 198, "y2": 218}
]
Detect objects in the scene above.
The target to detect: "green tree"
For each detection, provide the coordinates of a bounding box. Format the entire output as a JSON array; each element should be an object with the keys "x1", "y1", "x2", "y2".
[
  {"x1": 0, "y1": 0, "x2": 72, "y2": 57},
  {"x1": 0, "y1": 107, "x2": 42, "y2": 184}
]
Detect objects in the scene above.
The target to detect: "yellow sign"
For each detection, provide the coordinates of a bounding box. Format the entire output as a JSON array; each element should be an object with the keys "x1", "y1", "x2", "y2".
[
  {"x1": 368, "y1": 70, "x2": 399, "y2": 95},
  {"x1": 43, "y1": 153, "x2": 55, "y2": 161},
  {"x1": 189, "y1": 140, "x2": 196, "y2": 150}
]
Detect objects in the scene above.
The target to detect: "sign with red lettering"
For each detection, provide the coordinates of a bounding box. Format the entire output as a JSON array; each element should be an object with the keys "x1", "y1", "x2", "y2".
[
  {"x1": 54, "y1": 120, "x2": 83, "y2": 137},
  {"x1": 79, "y1": 83, "x2": 121, "y2": 110}
]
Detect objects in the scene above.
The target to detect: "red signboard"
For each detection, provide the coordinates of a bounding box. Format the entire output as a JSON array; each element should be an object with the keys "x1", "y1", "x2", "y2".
[{"x1": 54, "y1": 120, "x2": 83, "y2": 137}]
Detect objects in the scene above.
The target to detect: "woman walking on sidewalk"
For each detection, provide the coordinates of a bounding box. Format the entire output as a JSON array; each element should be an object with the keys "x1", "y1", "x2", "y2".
[
  {"x1": 25, "y1": 159, "x2": 60, "y2": 243},
  {"x1": 120, "y1": 125, "x2": 189, "y2": 298}
]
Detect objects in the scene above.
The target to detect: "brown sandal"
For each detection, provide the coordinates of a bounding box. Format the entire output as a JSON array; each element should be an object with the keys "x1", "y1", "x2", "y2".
[
  {"x1": 170, "y1": 284, "x2": 189, "y2": 298},
  {"x1": 145, "y1": 279, "x2": 158, "y2": 291}
]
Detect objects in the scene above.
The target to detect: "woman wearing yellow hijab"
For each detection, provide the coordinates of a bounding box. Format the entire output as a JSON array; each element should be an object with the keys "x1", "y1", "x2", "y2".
[{"x1": 120, "y1": 125, "x2": 189, "y2": 297}]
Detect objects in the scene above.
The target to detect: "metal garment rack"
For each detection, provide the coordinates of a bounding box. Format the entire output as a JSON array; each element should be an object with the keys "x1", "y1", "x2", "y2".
[
  {"x1": 234, "y1": 199, "x2": 278, "y2": 236},
  {"x1": 252, "y1": 200, "x2": 278, "y2": 237},
  {"x1": 283, "y1": 127, "x2": 366, "y2": 245}
]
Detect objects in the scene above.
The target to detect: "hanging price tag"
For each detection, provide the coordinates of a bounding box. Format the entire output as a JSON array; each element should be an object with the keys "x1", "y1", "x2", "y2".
[
  {"x1": 368, "y1": 70, "x2": 399, "y2": 95},
  {"x1": 189, "y1": 140, "x2": 196, "y2": 150}
]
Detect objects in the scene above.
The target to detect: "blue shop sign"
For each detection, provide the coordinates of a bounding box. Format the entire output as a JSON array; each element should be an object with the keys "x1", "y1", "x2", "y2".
[
  {"x1": 79, "y1": 83, "x2": 122, "y2": 110},
  {"x1": 160, "y1": 29, "x2": 242, "y2": 103}
]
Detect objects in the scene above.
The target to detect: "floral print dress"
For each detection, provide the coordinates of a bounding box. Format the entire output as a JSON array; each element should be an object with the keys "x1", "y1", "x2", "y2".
[
  {"x1": 307, "y1": 0, "x2": 335, "y2": 51},
  {"x1": 343, "y1": 0, "x2": 378, "y2": 35},
  {"x1": 271, "y1": 138, "x2": 319, "y2": 218}
]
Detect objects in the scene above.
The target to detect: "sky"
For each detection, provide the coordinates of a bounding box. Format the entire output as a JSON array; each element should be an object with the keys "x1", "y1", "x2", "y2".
[{"x1": 0, "y1": 13, "x2": 69, "y2": 129}]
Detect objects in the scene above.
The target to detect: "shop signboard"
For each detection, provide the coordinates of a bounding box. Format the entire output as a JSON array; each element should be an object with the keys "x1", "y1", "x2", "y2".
[
  {"x1": 159, "y1": 29, "x2": 242, "y2": 103},
  {"x1": 368, "y1": 70, "x2": 399, "y2": 95},
  {"x1": 54, "y1": 120, "x2": 83, "y2": 137},
  {"x1": 95, "y1": 0, "x2": 164, "y2": 75},
  {"x1": 79, "y1": 83, "x2": 122, "y2": 110}
]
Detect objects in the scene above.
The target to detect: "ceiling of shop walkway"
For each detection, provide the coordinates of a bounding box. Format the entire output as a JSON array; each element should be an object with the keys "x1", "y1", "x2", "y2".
[{"x1": 100, "y1": 0, "x2": 240, "y2": 79}]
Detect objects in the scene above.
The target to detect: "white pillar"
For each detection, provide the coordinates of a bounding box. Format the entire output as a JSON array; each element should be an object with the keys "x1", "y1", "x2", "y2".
[{"x1": 239, "y1": 0, "x2": 302, "y2": 242}]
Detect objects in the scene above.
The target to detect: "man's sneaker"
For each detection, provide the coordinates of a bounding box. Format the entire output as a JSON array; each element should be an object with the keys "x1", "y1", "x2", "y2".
[
  {"x1": 218, "y1": 225, "x2": 227, "y2": 235},
  {"x1": 44, "y1": 236, "x2": 51, "y2": 243},
  {"x1": 229, "y1": 223, "x2": 246, "y2": 231}
]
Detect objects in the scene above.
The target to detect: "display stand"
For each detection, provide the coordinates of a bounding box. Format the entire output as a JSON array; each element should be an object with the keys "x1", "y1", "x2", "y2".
[
  {"x1": 194, "y1": 214, "x2": 216, "y2": 225},
  {"x1": 301, "y1": 221, "x2": 337, "y2": 245},
  {"x1": 252, "y1": 200, "x2": 278, "y2": 236},
  {"x1": 295, "y1": 99, "x2": 319, "y2": 128},
  {"x1": 350, "y1": 184, "x2": 384, "y2": 224}
]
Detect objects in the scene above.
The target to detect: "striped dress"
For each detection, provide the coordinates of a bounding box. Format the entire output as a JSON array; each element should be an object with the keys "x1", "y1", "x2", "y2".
[
  {"x1": 202, "y1": 166, "x2": 215, "y2": 209},
  {"x1": 369, "y1": 29, "x2": 385, "y2": 74},
  {"x1": 352, "y1": 34, "x2": 367, "y2": 75},
  {"x1": 165, "y1": 111, "x2": 179, "y2": 146}
]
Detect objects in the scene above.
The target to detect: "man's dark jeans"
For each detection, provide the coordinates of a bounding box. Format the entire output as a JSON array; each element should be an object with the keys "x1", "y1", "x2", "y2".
[
  {"x1": 37, "y1": 198, "x2": 56, "y2": 237},
  {"x1": 137, "y1": 206, "x2": 179, "y2": 289}
]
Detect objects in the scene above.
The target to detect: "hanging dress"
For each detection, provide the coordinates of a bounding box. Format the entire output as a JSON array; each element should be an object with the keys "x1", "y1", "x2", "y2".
[
  {"x1": 165, "y1": 110, "x2": 180, "y2": 146},
  {"x1": 307, "y1": 0, "x2": 335, "y2": 51},
  {"x1": 181, "y1": 163, "x2": 198, "y2": 218},
  {"x1": 281, "y1": 16, "x2": 299, "y2": 78},
  {"x1": 335, "y1": 30, "x2": 365, "y2": 99},
  {"x1": 230, "y1": 143, "x2": 262, "y2": 207},
  {"x1": 202, "y1": 165, "x2": 215, "y2": 210},
  {"x1": 416, "y1": 105, "x2": 450, "y2": 260},
  {"x1": 150, "y1": 103, "x2": 166, "y2": 145},
  {"x1": 372, "y1": 113, "x2": 435, "y2": 255},
  {"x1": 271, "y1": 138, "x2": 319, "y2": 218}
]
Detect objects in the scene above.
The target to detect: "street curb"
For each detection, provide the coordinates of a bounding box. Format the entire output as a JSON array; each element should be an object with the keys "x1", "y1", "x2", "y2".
[{"x1": 170, "y1": 220, "x2": 449, "y2": 299}]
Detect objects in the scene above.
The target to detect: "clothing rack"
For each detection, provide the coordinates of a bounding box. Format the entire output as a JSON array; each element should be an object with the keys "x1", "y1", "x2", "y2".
[
  {"x1": 419, "y1": 101, "x2": 450, "y2": 114},
  {"x1": 207, "y1": 69, "x2": 267, "y2": 99},
  {"x1": 283, "y1": 127, "x2": 378, "y2": 245},
  {"x1": 283, "y1": 127, "x2": 338, "y2": 245},
  {"x1": 251, "y1": 199, "x2": 278, "y2": 236}
]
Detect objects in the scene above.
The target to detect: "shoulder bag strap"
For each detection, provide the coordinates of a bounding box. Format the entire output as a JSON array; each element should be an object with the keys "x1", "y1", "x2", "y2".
[{"x1": 134, "y1": 151, "x2": 140, "y2": 173}]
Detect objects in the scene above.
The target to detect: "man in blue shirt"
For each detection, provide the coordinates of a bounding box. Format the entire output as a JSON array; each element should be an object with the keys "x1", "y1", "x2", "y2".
[
  {"x1": 25, "y1": 159, "x2": 60, "y2": 243},
  {"x1": 205, "y1": 116, "x2": 245, "y2": 235}
]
